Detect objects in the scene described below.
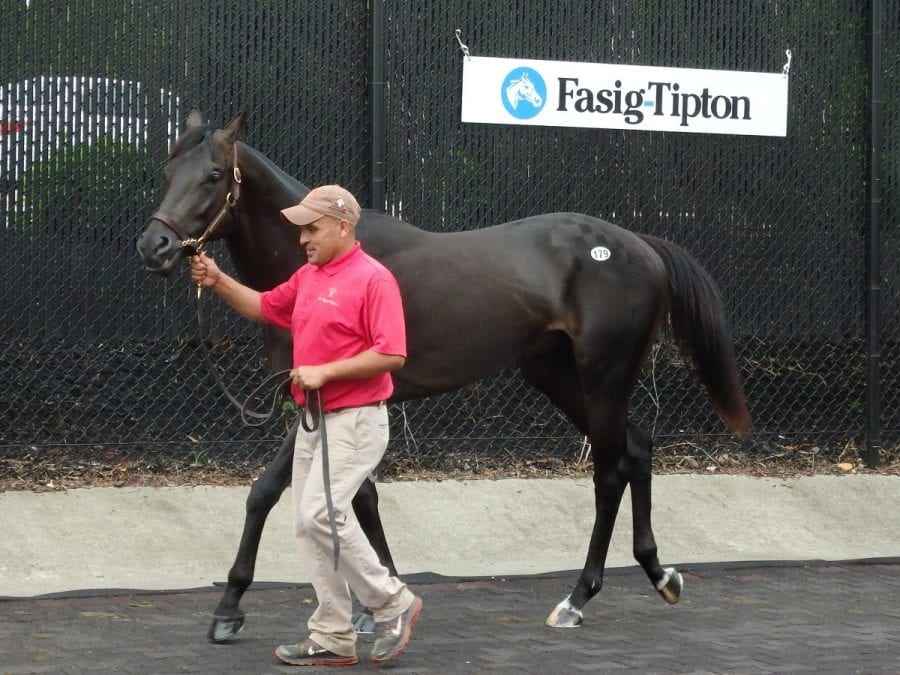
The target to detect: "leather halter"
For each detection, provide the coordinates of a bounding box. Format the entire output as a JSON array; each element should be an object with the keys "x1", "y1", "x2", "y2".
[{"x1": 149, "y1": 145, "x2": 242, "y2": 256}]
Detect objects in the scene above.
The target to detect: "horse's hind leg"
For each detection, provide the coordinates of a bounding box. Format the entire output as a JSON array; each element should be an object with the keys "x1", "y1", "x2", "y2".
[
  {"x1": 547, "y1": 390, "x2": 631, "y2": 628},
  {"x1": 522, "y1": 332, "x2": 675, "y2": 628},
  {"x1": 523, "y1": 348, "x2": 626, "y2": 627},
  {"x1": 208, "y1": 422, "x2": 296, "y2": 642},
  {"x1": 621, "y1": 423, "x2": 683, "y2": 605}
]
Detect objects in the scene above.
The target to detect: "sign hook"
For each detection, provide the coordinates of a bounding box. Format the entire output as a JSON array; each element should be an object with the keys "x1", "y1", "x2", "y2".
[{"x1": 454, "y1": 29, "x2": 471, "y2": 58}]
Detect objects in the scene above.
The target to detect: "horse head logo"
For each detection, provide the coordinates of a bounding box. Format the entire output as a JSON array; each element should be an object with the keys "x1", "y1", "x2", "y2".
[{"x1": 501, "y1": 68, "x2": 547, "y2": 120}]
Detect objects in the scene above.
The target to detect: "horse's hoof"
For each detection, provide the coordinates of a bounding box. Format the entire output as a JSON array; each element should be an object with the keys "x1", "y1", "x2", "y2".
[
  {"x1": 656, "y1": 567, "x2": 683, "y2": 605},
  {"x1": 545, "y1": 596, "x2": 583, "y2": 628},
  {"x1": 208, "y1": 613, "x2": 245, "y2": 642},
  {"x1": 352, "y1": 610, "x2": 376, "y2": 635}
]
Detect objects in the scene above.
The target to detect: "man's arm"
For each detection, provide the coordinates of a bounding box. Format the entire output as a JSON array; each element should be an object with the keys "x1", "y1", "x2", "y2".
[
  {"x1": 291, "y1": 350, "x2": 405, "y2": 391},
  {"x1": 190, "y1": 253, "x2": 264, "y2": 322}
]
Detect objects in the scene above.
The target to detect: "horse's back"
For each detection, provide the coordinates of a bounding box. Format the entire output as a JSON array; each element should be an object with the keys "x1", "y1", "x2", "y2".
[
  {"x1": 480, "y1": 212, "x2": 667, "y2": 288},
  {"x1": 358, "y1": 210, "x2": 669, "y2": 398},
  {"x1": 362, "y1": 211, "x2": 662, "y2": 275},
  {"x1": 360, "y1": 210, "x2": 667, "y2": 315}
]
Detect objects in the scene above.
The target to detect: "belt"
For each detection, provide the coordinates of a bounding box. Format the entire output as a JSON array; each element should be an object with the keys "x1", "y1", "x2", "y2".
[{"x1": 324, "y1": 401, "x2": 385, "y2": 415}]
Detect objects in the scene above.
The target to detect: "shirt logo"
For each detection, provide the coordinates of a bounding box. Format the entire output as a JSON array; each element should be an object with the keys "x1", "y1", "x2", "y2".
[{"x1": 318, "y1": 286, "x2": 339, "y2": 306}]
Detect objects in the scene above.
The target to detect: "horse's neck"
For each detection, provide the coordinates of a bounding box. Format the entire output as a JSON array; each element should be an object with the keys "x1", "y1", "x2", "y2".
[
  {"x1": 356, "y1": 211, "x2": 434, "y2": 258},
  {"x1": 223, "y1": 145, "x2": 436, "y2": 289},
  {"x1": 226, "y1": 144, "x2": 307, "y2": 291}
]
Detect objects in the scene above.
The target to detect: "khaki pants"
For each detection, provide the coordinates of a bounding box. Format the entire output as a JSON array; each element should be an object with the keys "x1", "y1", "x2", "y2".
[{"x1": 292, "y1": 403, "x2": 414, "y2": 656}]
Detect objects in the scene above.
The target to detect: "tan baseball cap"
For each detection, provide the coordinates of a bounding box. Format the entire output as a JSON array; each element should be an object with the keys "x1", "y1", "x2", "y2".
[{"x1": 280, "y1": 185, "x2": 361, "y2": 227}]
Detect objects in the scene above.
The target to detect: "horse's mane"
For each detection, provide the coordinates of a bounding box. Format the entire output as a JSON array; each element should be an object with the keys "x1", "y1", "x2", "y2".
[{"x1": 167, "y1": 124, "x2": 216, "y2": 160}]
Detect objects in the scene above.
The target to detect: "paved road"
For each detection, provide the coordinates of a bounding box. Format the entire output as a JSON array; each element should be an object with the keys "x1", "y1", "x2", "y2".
[{"x1": 1, "y1": 560, "x2": 897, "y2": 673}]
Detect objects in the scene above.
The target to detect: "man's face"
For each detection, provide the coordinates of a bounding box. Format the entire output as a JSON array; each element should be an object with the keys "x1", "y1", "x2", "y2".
[{"x1": 298, "y1": 215, "x2": 349, "y2": 265}]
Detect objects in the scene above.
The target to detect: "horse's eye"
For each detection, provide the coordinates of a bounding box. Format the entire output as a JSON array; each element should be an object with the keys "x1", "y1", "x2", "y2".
[{"x1": 208, "y1": 170, "x2": 224, "y2": 183}]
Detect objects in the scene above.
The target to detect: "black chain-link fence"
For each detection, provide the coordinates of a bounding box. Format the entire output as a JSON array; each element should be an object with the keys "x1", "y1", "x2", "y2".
[{"x1": 1, "y1": 1, "x2": 897, "y2": 479}]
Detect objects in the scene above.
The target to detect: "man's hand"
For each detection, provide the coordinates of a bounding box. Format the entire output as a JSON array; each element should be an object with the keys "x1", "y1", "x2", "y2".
[
  {"x1": 290, "y1": 352, "x2": 404, "y2": 394},
  {"x1": 291, "y1": 365, "x2": 330, "y2": 391},
  {"x1": 190, "y1": 253, "x2": 222, "y2": 288}
]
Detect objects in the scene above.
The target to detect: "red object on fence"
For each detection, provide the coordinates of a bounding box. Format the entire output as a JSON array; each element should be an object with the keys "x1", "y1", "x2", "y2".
[{"x1": 0, "y1": 120, "x2": 27, "y2": 134}]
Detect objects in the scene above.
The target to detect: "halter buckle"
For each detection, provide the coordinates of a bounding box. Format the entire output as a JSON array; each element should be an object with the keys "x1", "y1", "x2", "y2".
[{"x1": 180, "y1": 237, "x2": 203, "y2": 255}]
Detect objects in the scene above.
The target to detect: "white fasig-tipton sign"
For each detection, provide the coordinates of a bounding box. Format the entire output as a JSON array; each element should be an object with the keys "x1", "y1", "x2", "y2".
[{"x1": 461, "y1": 55, "x2": 790, "y2": 137}]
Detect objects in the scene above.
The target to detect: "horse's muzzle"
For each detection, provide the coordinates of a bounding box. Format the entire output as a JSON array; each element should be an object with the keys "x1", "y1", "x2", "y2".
[{"x1": 136, "y1": 218, "x2": 186, "y2": 276}]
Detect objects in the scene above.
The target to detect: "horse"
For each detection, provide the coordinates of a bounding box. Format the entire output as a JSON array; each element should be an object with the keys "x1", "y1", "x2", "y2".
[
  {"x1": 136, "y1": 111, "x2": 751, "y2": 642},
  {"x1": 506, "y1": 71, "x2": 543, "y2": 109}
]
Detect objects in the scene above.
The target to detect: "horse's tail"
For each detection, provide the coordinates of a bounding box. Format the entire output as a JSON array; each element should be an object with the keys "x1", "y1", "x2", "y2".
[{"x1": 640, "y1": 234, "x2": 752, "y2": 436}]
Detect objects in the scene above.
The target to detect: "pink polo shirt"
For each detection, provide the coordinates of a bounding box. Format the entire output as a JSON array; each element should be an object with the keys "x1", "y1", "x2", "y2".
[{"x1": 259, "y1": 242, "x2": 406, "y2": 410}]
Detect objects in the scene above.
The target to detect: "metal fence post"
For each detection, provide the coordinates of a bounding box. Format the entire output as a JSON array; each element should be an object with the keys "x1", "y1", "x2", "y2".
[
  {"x1": 865, "y1": 0, "x2": 883, "y2": 468},
  {"x1": 368, "y1": 0, "x2": 386, "y2": 212}
]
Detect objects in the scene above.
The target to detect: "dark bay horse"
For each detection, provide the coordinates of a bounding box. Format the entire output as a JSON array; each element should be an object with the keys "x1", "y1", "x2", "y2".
[{"x1": 136, "y1": 112, "x2": 751, "y2": 641}]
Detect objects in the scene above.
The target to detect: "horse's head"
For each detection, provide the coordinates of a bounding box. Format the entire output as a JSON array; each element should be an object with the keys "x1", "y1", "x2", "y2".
[
  {"x1": 506, "y1": 73, "x2": 542, "y2": 110},
  {"x1": 136, "y1": 110, "x2": 248, "y2": 275}
]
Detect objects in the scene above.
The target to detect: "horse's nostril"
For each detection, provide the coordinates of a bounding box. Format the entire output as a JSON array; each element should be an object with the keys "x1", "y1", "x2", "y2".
[
  {"x1": 137, "y1": 230, "x2": 175, "y2": 262},
  {"x1": 154, "y1": 235, "x2": 172, "y2": 254}
]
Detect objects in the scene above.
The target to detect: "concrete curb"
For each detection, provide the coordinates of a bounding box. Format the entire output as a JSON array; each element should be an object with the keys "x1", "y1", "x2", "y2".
[{"x1": 2, "y1": 474, "x2": 898, "y2": 597}]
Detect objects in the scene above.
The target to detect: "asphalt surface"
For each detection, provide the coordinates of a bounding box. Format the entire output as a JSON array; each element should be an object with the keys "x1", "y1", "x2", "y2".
[{"x1": 1, "y1": 559, "x2": 898, "y2": 673}]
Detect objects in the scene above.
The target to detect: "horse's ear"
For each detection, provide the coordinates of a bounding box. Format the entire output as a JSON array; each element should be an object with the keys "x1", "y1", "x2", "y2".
[
  {"x1": 185, "y1": 109, "x2": 205, "y2": 130},
  {"x1": 217, "y1": 110, "x2": 250, "y2": 145}
]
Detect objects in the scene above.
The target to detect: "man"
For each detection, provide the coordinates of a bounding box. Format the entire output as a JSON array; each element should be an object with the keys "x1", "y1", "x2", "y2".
[{"x1": 190, "y1": 185, "x2": 421, "y2": 666}]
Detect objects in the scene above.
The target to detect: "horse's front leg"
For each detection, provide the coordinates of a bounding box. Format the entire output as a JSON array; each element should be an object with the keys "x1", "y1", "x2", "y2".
[
  {"x1": 208, "y1": 422, "x2": 296, "y2": 642},
  {"x1": 547, "y1": 407, "x2": 629, "y2": 628},
  {"x1": 349, "y1": 475, "x2": 399, "y2": 634},
  {"x1": 623, "y1": 423, "x2": 683, "y2": 605}
]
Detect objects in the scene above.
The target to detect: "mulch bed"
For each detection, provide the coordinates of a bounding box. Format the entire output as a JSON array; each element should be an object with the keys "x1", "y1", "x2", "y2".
[{"x1": 2, "y1": 439, "x2": 897, "y2": 492}]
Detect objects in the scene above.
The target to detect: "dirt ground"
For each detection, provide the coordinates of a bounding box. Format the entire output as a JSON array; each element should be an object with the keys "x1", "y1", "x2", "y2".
[{"x1": 2, "y1": 437, "x2": 897, "y2": 492}]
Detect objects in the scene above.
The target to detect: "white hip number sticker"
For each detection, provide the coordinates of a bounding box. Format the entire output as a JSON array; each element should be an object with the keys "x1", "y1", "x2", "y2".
[{"x1": 590, "y1": 246, "x2": 611, "y2": 261}]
